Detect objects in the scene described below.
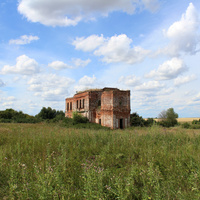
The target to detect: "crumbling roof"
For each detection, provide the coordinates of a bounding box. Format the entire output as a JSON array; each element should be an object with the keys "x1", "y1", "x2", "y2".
[
  {"x1": 75, "y1": 87, "x2": 129, "y2": 95},
  {"x1": 76, "y1": 88, "x2": 102, "y2": 94}
]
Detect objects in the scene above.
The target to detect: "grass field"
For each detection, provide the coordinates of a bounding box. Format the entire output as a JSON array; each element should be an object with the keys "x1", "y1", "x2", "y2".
[{"x1": 1, "y1": 123, "x2": 200, "y2": 199}]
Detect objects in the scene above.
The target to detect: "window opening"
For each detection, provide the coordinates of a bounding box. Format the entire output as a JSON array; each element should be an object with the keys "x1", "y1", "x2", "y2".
[
  {"x1": 120, "y1": 119, "x2": 123, "y2": 129},
  {"x1": 83, "y1": 99, "x2": 85, "y2": 108},
  {"x1": 98, "y1": 100, "x2": 101, "y2": 106}
]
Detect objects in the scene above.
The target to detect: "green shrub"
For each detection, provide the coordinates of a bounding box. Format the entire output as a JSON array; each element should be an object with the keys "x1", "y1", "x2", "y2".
[
  {"x1": 130, "y1": 113, "x2": 145, "y2": 127},
  {"x1": 35, "y1": 107, "x2": 65, "y2": 120},
  {"x1": 72, "y1": 112, "x2": 89, "y2": 124},
  {"x1": 158, "y1": 108, "x2": 178, "y2": 127},
  {"x1": 158, "y1": 119, "x2": 178, "y2": 127},
  {"x1": 61, "y1": 113, "x2": 109, "y2": 130},
  {"x1": 182, "y1": 122, "x2": 190, "y2": 129},
  {"x1": 144, "y1": 118, "x2": 156, "y2": 127},
  {"x1": 0, "y1": 118, "x2": 12, "y2": 123},
  {"x1": 190, "y1": 124, "x2": 200, "y2": 129},
  {"x1": 74, "y1": 122, "x2": 109, "y2": 130},
  {"x1": 130, "y1": 113, "x2": 156, "y2": 127},
  {"x1": 0, "y1": 109, "x2": 40, "y2": 123},
  {"x1": 192, "y1": 119, "x2": 200, "y2": 125}
]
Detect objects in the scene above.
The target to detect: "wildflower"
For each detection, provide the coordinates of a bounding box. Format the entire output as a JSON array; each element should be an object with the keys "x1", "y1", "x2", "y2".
[{"x1": 105, "y1": 185, "x2": 111, "y2": 190}]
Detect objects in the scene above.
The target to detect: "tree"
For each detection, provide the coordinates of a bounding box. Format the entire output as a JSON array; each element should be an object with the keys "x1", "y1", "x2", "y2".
[
  {"x1": 36, "y1": 107, "x2": 57, "y2": 120},
  {"x1": 158, "y1": 110, "x2": 167, "y2": 119},
  {"x1": 55, "y1": 110, "x2": 65, "y2": 120},
  {"x1": 0, "y1": 109, "x2": 18, "y2": 119},
  {"x1": 144, "y1": 118, "x2": 156, "y2": 127},
  {"x1": 130, "y1": 112, "x2": 145, "y2": 127},
  {"x1": 0, "y1": 109, "x2": 38, "y2": 123},
  {"x1": 35, "y1": 107, "x2": 65, "y2": 121},
  {"x1": 130, "y1": 113, "x2": 156, "y2": 127},
  {"x1": 158, "y1": 108, "x2": 178, "y2": 127}
]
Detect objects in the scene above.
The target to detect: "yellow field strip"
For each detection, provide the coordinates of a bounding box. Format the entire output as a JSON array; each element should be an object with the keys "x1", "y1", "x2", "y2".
[{"x1": 152, "y1": 118, "x2": 200, "y2": 122}]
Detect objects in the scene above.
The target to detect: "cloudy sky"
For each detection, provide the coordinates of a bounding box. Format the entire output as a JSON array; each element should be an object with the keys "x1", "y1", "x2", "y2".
[{"x1": 0, "y1": 0, "x2": 200, "y2": 118}]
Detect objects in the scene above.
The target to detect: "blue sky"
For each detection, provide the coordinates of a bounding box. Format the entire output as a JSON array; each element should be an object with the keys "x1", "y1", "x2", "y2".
[{"x1": 0, "y1": 0, "x2": 200, "y2": 118}]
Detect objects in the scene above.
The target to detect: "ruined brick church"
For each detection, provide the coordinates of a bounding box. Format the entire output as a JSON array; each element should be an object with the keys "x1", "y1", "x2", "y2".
[{"x1": 65, "y1": 87, "x2": 130, "y2": 129}]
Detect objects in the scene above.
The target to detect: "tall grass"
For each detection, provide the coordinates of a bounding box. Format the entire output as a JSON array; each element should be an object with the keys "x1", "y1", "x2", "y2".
[{"x1": 1, "y1": 123, "x2": 200, "y2": 199}]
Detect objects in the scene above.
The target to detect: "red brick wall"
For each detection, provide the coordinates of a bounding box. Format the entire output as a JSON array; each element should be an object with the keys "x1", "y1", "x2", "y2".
[
  {"x1": 65, "y1": 91, "x2": 90, "y2": 118},
  {"x1": 65, "y1": 88, "x2": 130, "y2": 129}
]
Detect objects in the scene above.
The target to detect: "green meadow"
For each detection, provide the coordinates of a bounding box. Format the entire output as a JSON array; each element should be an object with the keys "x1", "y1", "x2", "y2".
[{"x1": 1, "y1": 123, "x2": 200, "y2": 199}]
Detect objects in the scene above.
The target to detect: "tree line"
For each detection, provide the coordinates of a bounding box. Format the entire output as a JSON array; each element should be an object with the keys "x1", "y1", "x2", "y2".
[
  {"x1": 130, "y1": 108, "x2": 178, "y2": 128},
  {"x1": 0, "y1": 107, "x2": 65, "y2": 123},
  {"x1": 0, "y1": 107, "x2": 181, "y2": 128}
]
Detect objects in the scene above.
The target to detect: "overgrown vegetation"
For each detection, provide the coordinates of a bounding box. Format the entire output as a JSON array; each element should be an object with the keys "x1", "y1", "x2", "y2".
[
  {"x1": 35, "y1": 107, "x2": 65, "y2": 122},
  {"x1": 130, "y1": 112, "x2": 155, "y2": 127},
  {"x1": 182, "y1": 119, "x2": 200, "y2": 129},
  {"x1": 72, "y1": 111, "x2": 89, "y2": 124},
  {"x1": 0, "y1": 109, "x2": 39, "y2": 123},
  {"x1": 0, "y1": 108, "x2": 109, "y2": 129},
  {"x1": 62, "y1": 114, "x2": 109, "y2": 130},
  {"x1": 158, "y1": 108, "x2": 178, "y2": 127},
  {"x1": 0, "y1": 107, "x2": 65, "y2": 123},
  {"x1": 1, "y1": 107, "x2": 199, "y2": 130},
  {"x1": 1, "y1": 123, "x2": 200, "y2": 199}
]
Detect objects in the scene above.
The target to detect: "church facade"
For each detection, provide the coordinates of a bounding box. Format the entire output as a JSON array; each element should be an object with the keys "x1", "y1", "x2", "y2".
[{"x1": 65, "y1": 87, "x2": 130, "y2": 129}]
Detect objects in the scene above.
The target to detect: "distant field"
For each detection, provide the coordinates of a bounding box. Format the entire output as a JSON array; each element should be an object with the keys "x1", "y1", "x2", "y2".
[
  {"x1": 153, "y1": 117, "x2": 200, "y2": 123},
  {"x1": 177, "y1": 118, "x2": 200, "y2": 122}
]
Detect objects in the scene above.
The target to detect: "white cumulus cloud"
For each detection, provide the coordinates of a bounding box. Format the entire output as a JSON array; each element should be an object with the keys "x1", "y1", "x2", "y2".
[
  {"x1": 1, "y1": 55, "x2": 40, "y2": 75},
  {"x1": 48, "y1": 61, "x2": 73, "y2": 70},
  {"x1": 9, "y1": 35, "x2": 39, "y2": 45},
  {"x1": 3, "y1": 102, "x2": 13, "y2": 107},
  {"x1": 188, "y1": 93, "x2": 200, "y2": 106},
  {"x1": 145, "y1": 57, "x2": 187, "y2": 80},
  {"x1": 174, "y1": 74, "x2": 197, "y2": 86},
  {"x1": 74, "y1": 75, "x2": 97, "y2": 92},
  {"x1": 73, "y1": 35, "x2": 105, "y2": 52},
  {"x1": 163, "y1": 3, "x2": 200, "y2": 56},
  {"x1": 94, "y1": 34, "x2": 150, "y2": 64},
  {"x1": 48, "y1": 58, "x2": 91, "y2": 70},
  {"x1": 135, "y1": 81, "x2": 165, "y2": 91},
  {"x1": 79, "y1": 75, "x2": 96, "y2": 86},
  {"x1": 73, "y1": 34, "x2": 150, "y2": 64},
  {"x1": 72, "y1": 58, "x2": 91, "y2": 67},
  {"x1": 159, "y1": 87, "x2": 174, "y2": 95},
  {"x1": 118, "y1": 75, "x2": 141, "y2": 86},
  {"x1": 18, "y1": 0, "x2": 159, "y2": 27},
  {"x1": 1, "y1": 96, "x2": 16, "y2": 108},
  {"x1": 28, "y1": 74, "x2": 75, "y2": 101}
]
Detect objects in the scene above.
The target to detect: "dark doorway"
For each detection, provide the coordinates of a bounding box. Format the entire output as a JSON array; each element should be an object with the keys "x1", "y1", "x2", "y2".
[
  {"x1": 99, "y1": 119, "x2": 101, "y2": 125},
  {"x1": 120, "y1": 119, "x2": 123, "y2": 129}
]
